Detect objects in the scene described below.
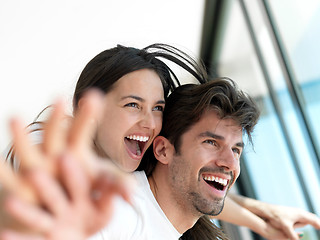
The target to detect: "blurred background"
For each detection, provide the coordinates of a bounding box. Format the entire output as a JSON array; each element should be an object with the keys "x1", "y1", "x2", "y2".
[{"x1": 0, "y1": 0, "x2": 319, "y2": 239}]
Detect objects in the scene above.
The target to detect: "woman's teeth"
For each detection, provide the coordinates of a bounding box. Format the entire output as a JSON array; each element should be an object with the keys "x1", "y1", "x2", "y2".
[
  {"x1": 126, "y1": 135, "x2": 149, "y2": 156},
  {"x1": 126, "y1": 135, "x2": 149, "y2": 142}
]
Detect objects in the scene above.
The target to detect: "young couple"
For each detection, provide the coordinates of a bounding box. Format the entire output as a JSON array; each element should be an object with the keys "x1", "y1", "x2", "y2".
[{"x1": 1, "y1": 44, "x2": 319, "y2": 240}]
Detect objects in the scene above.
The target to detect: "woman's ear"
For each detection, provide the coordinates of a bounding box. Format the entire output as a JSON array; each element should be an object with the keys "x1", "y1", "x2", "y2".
[{"x1": 153, "y1": 136, "x2": 173, "y2": 165}]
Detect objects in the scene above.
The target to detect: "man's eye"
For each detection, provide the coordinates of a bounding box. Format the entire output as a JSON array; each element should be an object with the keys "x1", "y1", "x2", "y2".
[
  {"x1": 153, "y1": 105, "x2": 164, "y2": 112},
  {"x1": 232, "y1": 148, "x2": 241, "y2": 156},
  {"x1": 125, "y1": 102, "x2": 139, "y2": 108},
  {"x1": 204, "y1": 139, "x2": 217, "y2": 146}
]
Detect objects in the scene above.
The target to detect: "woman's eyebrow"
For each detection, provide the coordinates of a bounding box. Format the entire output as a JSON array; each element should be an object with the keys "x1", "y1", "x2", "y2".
[
  {"x1": 121, "y1": 95, "x2": 143, "y2": 101},
  {"x1": 121, "y1": 95, "x2": 165, "y2": 104}
]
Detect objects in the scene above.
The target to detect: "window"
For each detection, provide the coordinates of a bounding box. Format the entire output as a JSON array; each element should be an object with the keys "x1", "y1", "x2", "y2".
[
  {"x1": 205, "y1": 0, "x2": 320, "y2": 239},
  {"x1": 268, "y1": 0, "x2": 320, "y2": 153}
]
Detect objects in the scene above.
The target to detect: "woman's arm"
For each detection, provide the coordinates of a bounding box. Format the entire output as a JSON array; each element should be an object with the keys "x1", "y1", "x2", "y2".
[
  {"x1": 215, "y1": 193, "x2": 320, "y2": 240},
  {"x1": 214, "y1": 195, "x2": 290, "y2": 239}
]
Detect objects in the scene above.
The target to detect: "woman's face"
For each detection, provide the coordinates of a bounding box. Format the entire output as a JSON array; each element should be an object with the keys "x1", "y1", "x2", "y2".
[{"x1": 95, "y1": 69, "x2": 165, "y2": 172}]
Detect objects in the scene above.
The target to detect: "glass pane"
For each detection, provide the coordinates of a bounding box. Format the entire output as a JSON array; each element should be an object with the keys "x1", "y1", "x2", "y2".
[
  {"x1": 216, "y1": 0, "x2": 320, "y2": 238},
  {"x1": 266, "y1": 0, "x2": 320, "y2": 216},
  {"x1": 268, "y1": 0, "x2": 320, "y2": 153}
]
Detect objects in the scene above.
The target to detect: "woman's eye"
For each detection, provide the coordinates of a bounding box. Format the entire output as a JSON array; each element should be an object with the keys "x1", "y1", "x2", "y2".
[
  {"x1": 125, "y1": 102, "x2": 139, "y2": 108},
  {"x1": 153, "y1": 105, "x2": 164, "y2": 112}
]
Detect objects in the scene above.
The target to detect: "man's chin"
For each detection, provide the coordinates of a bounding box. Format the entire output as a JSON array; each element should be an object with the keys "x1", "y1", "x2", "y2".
[{"x1": 197, "y1": 200, "x2": 225, "y2": 216}]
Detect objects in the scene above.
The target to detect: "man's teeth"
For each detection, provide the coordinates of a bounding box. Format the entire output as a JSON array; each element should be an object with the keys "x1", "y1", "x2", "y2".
[
  {"x1": 203, "y1": 176, "x2": 228, "y2": 186},
  {"x1": 126, "y1": 135, "x2": 149, "y2": 142}
]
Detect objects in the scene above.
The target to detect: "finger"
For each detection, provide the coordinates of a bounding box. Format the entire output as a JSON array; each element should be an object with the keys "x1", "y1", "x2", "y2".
[
  {"x1": 292, "y1": 211, "x2": 320, "y2": 230},
  {"x1": 27, "y1": 170, "x2": 68, "y2": 216},
  {"x1": 58, "y1": 153, "x2": 90, "y2": 203},
  {"x1": 0, "y1": 230, "x2": 45, "y2": 240},
  {"x1": 4, "y1": 195, "x2": 53, "y2": 233},
  {"x1": 300, "y1": 212, "x2": 320, "y2": 229},
  {"x1": 0, "y1": 162, "x2": 36, "y2": 203},
  {"x1": 89, "y1": 174, "x2": 124, "y2": 228},
  {"x1": 293, "y1": 223, "x2": 306, "y2": 229},
  {"x1": 91, "y1": 172, "x2": 135, "y2": 234},
  {"x1": 280, "y1": 221, "x2": 299, "y2": 240},
  {"x1": 9, "y1": 118, "x2": 44, "y2": 173},
  {"x1": 93, "y1": 176, "x2": 126, "y2": 213},
  {"x1": 93, "y1": 161, "x2": 135, "y2": 207},
  {"x1": 67, "y1": 90, "x2": 104, "y2": 171},
  {"x1": 42, "y1": 98, "x2": 68, "y2": 172}
]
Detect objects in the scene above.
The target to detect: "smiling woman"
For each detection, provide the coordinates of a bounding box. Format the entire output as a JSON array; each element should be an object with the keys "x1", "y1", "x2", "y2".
[
  {"x1": 94, "y1": 69, "x2": 165, "y2": 171},
  {"x1": 6, "y1": 43, "x2": 207, "y2": 172}
]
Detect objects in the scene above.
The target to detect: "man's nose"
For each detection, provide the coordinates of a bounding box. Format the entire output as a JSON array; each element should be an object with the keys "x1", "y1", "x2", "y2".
[{"x1": 216, "y1": 148, "x2": 239, "y2": 171}]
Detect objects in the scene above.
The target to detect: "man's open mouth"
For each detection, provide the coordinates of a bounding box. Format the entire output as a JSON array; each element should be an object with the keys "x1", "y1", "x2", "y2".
[
  {"x1": 203, "y1": 175, "x2": 228, "y2": 191},
  {"x1": 125, "y1": 135, "x2": 149, "y2": 156}
]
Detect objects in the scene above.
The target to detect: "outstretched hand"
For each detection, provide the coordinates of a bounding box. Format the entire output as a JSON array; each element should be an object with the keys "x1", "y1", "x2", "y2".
[
  {"x1": 1, "y1": 153, "x2": 132, "y2": 240},
  {"x1": 257, "y1": 202, "x2": 320, "y2": 240},
  {"x1": 0, "y1": 90, "x2": 133, "y2": 239},
  {"x1": 228, "y1": 193, "x2": 320, "y2": 240}
]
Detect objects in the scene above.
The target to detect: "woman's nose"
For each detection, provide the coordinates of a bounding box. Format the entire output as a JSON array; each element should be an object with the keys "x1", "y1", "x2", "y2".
[{"x1": 140, "y1": 111, "x2": 156, "y2": 129}]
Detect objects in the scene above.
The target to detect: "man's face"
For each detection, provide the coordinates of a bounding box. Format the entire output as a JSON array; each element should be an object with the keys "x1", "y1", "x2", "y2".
[{"x1": 168, "y1": 109, "x2": 243, "y2": 216}]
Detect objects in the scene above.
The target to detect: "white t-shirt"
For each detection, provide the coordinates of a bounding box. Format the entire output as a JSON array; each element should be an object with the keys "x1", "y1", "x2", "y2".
[{"x1": 88, "y1": 171, "x2": 181, "y2": 240}]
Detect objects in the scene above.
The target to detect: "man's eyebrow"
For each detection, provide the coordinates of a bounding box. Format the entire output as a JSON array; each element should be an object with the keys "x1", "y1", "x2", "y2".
[
  {"x1": 199, "y1": 131, "x2": 244, "y2": 148},
  {"x1": 120, "y1": 95, "x2": 165, "y2": 104},
  {"x1": 236, "y1": 142, "x2": 245, "y2": 148},
  {"x1": 199, "y1": 131, "x2": 224, "y2": 140}
]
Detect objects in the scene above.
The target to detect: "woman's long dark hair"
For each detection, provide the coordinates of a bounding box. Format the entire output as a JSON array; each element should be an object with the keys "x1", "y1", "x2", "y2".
[
  {"x1": 6, "y1": 43, "x2": 207, "y2": 164},
  {"x1": 72, "y1": 43, "x2": 207, "y2": 112},
  {"x1": 182, "y1": 216, "x2": 228, "y2": 240}
]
